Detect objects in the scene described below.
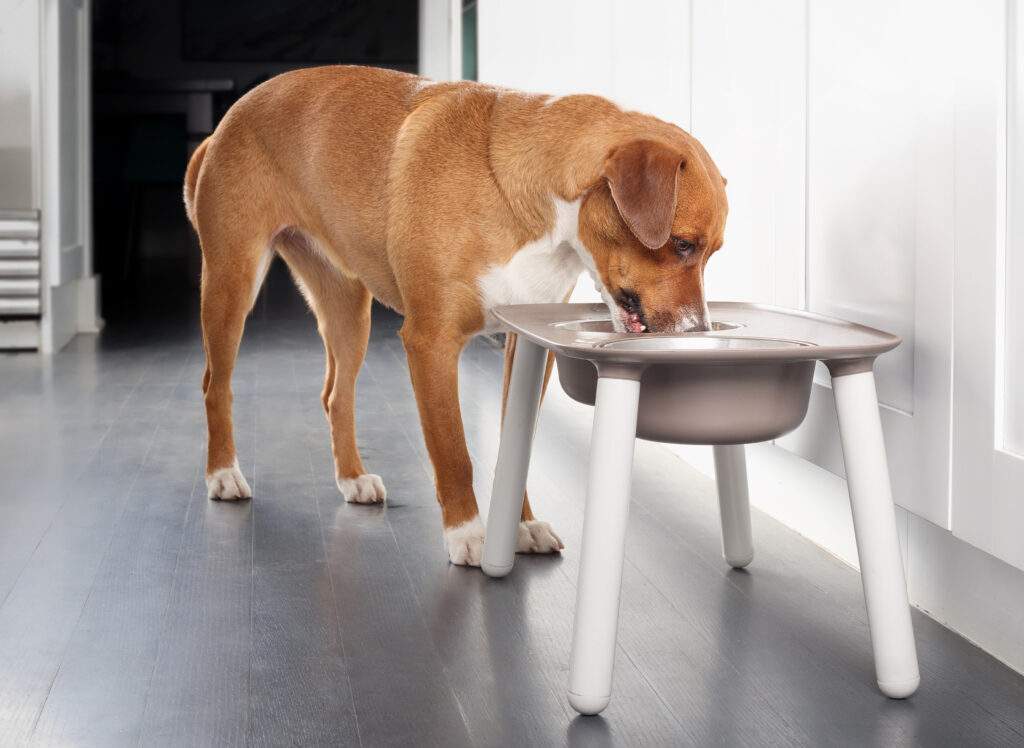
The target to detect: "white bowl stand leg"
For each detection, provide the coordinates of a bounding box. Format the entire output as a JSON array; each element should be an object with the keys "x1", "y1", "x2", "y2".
[
  {"x1": 831, "y1": 369, "x2": 920, "y2": 698},
  {"x1": 566, "y1": 375, "x2": 641, "y2": 715},
  {"x1": 482, "y1": 337, "x2": 548, "y2": 578},
  {"x1": 712, "y1": 444, "x2": 755, "y2": 568}
]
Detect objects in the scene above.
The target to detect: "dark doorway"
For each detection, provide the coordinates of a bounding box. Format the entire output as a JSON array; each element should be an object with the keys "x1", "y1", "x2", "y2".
[{"x1": 90, "y1": 0, "x2": 418, "y2": 322}]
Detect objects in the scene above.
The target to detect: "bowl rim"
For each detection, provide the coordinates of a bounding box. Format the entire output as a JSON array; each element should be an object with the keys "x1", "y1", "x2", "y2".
[{"x1": 491, "y1": 301, "x2": 901, "y2": 369}]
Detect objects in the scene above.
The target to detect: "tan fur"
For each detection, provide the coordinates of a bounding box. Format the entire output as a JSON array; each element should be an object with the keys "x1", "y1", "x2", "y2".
[{"x1": 187, "y1": 65, "x2": 727, "y2": 554}]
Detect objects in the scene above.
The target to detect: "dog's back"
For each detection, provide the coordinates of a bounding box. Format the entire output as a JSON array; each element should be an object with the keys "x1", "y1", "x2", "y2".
[{"x1": 187, "y1": 66, "x2": 419, "y2": 248}]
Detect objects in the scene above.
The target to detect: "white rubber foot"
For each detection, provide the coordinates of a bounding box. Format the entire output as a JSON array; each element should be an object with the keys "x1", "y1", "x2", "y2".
[
  {"x1": 568, "y1": 692, "x2": 610, "y2": 716},
  {"x1": 726, "y1": 551, "x2": 754, "y2": 569},
  {"x1": 879, "y1": 675, "x2": 920, "y2": 699},
  {"x1": 481, "y1": 561, "x2": 513, "y2": 578}
]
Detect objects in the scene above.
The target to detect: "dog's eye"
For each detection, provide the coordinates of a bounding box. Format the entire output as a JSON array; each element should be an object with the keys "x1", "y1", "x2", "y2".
[{"x1": 673, "y1": 236, "x2": 695, "y2": 259}]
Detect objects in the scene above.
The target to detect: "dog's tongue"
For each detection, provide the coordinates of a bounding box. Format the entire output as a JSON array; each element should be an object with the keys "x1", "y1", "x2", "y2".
[{"x1": 625, "y1": 313, "x2": 646, "y2": 333}]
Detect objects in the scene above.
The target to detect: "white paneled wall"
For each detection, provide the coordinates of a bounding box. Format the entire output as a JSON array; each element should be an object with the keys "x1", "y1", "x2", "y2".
[
  {"x1": 475, "y1": 0, "x2": 1024, "y2": 671},
  {"x1": 806, "y1": 1, "x2": 918, "y2": 413},
  {"x1": 689, "y1": 0, "x2": 806, "y2": 307},
  {"x1": 951, "y1": 0, "x2": 1024, "y2": 572},
  {"x1": 477, "y1": 0, "x2": 690, "y2": 128},
  {"x1": 778, "y1": 1, "x2": 958, "y2": 530}
]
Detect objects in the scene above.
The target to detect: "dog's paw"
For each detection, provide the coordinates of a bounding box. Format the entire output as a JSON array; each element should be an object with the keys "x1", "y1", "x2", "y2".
[
  {"x1": 207, "y1": 460, "x2": 252, "y2": 501},
  {"x1": 517, "y1": 519, "x2": 565, "y2": 554},
  {"x1": 338, "y1": 474, "x2": 387, "y2": 504},
  {"x1": 444, "y1": 516, "x2": 485, "y2": 566}
]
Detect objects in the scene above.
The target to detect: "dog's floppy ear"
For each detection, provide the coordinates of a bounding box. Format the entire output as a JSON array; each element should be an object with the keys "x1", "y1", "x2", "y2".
[{"x1": 601, "y1": 140, "x2": 683, "y2": 249}]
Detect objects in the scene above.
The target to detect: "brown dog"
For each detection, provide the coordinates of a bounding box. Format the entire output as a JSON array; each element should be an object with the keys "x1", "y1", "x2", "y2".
[{"x1": 184, "y1": 65, "x2": 727, "y2": 566}]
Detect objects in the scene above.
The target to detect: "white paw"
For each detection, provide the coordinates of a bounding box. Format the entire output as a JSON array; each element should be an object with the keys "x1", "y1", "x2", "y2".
[
  {"x1": 444, "y1": 516, "x2": 485, "y2": 566},
  {"x1": 207, "y1": 459, "x2": 252, "y2": 500},
  {"x1": 517, "y1": 519, "x2": 565, "y2": 554},
  {"x1": 338, "y1": 474, "x2": 387, "y2": 504}
]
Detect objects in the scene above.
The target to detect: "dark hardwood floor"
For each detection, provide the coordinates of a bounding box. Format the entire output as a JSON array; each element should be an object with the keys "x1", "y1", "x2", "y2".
[{"x1": 1, "y1": 269, "x2": 1022, "y2": 747}]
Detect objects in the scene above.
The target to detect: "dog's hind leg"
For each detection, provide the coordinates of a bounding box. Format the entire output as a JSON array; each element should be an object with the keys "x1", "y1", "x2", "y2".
[
  {"x1": 277, "y1": 233, "x2": 385, "y2": 504},
  {"x1": 199, "y1": 231, "x2": 271, "y2": 500}
]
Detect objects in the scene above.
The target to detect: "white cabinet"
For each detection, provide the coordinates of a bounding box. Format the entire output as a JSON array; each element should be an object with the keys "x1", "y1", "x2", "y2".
[
  {"x1": 771, "y1": 1, "x2": 958, "y2": 532},
  {"x1": 951, "y1": 0, "x2": 1024, "y2": 571}
]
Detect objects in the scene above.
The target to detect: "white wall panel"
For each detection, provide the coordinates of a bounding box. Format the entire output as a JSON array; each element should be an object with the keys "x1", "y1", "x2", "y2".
[
  {"x1": 607, "y1": 0, "x2": 690, "y2": 129},
  {"x1": 477, "y1": 0, "x2": 689, "y2": 121},
  {"x1": 950, "y1": 0, "x2": 1024, "y2": 572},
  {"x1": 477, "y1": 0, "x2": 614, "y2": 97},
  {"x1": 1009, "y1": 189, "x2": 1024, "y2": 455},
  {"x1": 1007, "y1": 0, "x2": 1024, "y2": 457},
  {"x1": 690, "y1": 0, "x2": 805, "y2": 307},
  {"x1": 779, "y1": 0, "x2": 958, "y2": 529},
  {"x1": 807, "y1": 1, "x2": 918, "y2": 414}
]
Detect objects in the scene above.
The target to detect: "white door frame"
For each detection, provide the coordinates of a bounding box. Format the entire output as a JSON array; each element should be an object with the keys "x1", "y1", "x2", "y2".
[{"x1": 40, "y1": 0, "x2": 100, "y2": 352}]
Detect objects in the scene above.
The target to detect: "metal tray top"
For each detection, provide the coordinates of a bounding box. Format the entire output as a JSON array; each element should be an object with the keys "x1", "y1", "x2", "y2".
[{"x1": 491, "y1": 302, "x2": 901, "y2": 367}]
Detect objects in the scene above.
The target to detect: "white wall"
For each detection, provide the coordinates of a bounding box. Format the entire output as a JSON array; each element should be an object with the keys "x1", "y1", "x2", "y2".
[
  {"x1": 478, "y1": 0, "x2": 690, "y2": 130},
  {"x1": 419, "y1": 0, "x2": 461, "y2": 81},
  {"x1": 476, "y1": 0, "x2": 1024, "y2": 675},
  {"x1": 0, "y1": 0, "x2": 40, "y2": 210}
]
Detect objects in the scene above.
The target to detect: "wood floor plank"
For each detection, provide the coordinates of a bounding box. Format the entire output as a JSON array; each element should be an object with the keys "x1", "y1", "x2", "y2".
[
  {"x1": 28, "y1": 351, "x2": 206, "y2": 747},
  {"x1": 0, "y1": 347, "x2": 161, "y2": 604},
  {"x1": 0, "y1": 347, "x2": 185, "y2": 745},
  {"x1": 352, "y1": 343, "x2": 581, "y2": 746},
  {"x1": 135, "y1": 340, "x2": 259, "y2": 748},
  {"x1": 246, "y1": 326, "x2": 361, "y2": 748},
  {"x1": 285, "y1": 336, "x2": 476, "y2": 748}
]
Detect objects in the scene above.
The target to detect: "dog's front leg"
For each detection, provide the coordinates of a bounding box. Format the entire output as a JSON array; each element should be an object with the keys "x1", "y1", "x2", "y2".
[{"x1": 400, "y1": 327, "x2": 484, "y2": 565}]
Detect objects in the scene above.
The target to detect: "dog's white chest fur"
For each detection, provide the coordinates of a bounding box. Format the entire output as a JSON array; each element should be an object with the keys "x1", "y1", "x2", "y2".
[{"x1": 477, "y1": 198, "x2": 587, "y2": 333}]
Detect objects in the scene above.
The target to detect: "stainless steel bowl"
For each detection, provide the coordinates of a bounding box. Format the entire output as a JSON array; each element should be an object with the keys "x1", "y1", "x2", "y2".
[{"x1": 555, "y1": 352, "x2": 816, "y2": 445}]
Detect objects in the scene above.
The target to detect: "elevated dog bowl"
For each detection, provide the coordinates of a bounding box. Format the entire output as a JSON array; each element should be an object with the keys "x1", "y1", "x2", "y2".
[
  {"x1": 483, "y1": 301, "x2": 916, "y2": 716},
  {"x1": 492, "y1": 302, "x2": 900, "y2": 445}
]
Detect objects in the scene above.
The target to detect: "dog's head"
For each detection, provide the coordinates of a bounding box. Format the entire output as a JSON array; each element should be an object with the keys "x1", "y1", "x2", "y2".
[{"x1": 578, "y1": 137, "x2": 728, "y2": 333}]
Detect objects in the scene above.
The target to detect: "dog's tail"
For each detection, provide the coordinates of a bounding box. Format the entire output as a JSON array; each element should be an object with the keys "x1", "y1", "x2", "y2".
[{"x1": 183, "y1": 137, "x2": 210, "y2": 230}]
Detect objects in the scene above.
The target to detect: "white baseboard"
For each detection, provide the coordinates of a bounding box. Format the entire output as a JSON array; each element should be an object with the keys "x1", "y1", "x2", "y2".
[
  {"x1": 663, "y1": 440, "x2": 1024, "y2": 677},
  {"x1": 40, "y1": 274, "x2": 104, "y2": 352},
  {"x1": 76, "y1": 274, "x2": 104, "y2": 333}
]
